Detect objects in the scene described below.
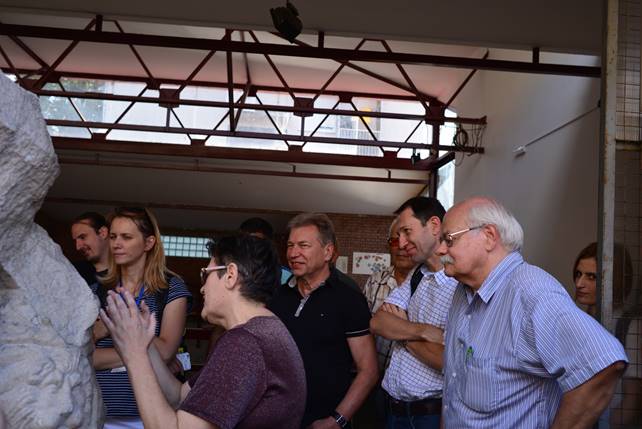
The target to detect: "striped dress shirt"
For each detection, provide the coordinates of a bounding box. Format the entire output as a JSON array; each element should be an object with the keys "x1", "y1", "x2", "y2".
[
  {"x1": 382, "y1": 265, "x2": 458, "y2": 401},
  {"x1": 443, "y1": 252, "x2": 628, "y2": 428}
]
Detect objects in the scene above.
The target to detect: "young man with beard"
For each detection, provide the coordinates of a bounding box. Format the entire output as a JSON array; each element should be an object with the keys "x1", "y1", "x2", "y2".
[{"x1": 70, "y1": 211, "x2": 110, "y2": 285}]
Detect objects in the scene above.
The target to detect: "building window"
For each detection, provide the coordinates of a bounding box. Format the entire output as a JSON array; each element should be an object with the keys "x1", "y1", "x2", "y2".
[{"x1": 161, "y1": 235, "x2": 209, "y2": 258}]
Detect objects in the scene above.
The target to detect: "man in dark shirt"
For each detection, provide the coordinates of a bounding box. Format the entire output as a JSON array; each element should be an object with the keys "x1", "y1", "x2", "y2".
[
  {"x1": 70, "y1": 211, "x2": 109, "y2": 285},
  {"x1": 269, "y1": 213, "x2": 378, "y2": 429}
]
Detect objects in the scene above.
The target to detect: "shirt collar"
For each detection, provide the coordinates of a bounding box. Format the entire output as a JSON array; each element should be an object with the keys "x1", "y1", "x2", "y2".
[
  {"x1": 288, "y1": 275, "x2": 329, "y2": 289},
  {"x1": 470, "y1": 251, "x2": 523, "y2": 304},
  {"x1": 418, "y1": 264, "x2": 451, "y2": 288}
]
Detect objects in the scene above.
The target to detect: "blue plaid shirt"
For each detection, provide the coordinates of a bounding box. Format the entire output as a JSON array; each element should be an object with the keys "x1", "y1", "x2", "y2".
[
  {"x1": 443, "y1": 252, "x2": 628, "y2": 428},
  {"x1": 382, "y1": 265, "x2": 458, "y2": 400}
]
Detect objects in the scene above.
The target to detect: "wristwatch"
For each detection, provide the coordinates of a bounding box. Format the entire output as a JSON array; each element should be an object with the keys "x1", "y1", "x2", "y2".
[{"x1": 331, "y1": 411, "x2": 348, "y2": 428}]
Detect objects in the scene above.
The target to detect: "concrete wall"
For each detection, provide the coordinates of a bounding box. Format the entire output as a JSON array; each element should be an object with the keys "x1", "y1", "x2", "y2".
[{"x1": 451, "y1": 50, "x2": 601, "y2": 289}]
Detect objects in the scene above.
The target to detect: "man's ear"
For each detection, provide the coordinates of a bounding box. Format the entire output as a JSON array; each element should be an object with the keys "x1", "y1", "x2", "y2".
[
  {"x1": 323, "y1": 243, "x2": 335, "y2": 262},
  {"x1": 482, "y1": 224, "x2": 500, "y2": 251},
  {"x1": 144, "y1": 235, "x2": 156, "y2": 252},
  {"x1": 427, "y1": 216, "x2": 441, "y2": 237},
  {"x1": 98, "y1": 226, "x2": 109, "y2": 239}
]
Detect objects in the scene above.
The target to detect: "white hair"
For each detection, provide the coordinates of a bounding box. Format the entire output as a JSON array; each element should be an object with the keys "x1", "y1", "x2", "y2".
[{"x1": 467, "y1": 199, "x2": 523, "y2": 251}]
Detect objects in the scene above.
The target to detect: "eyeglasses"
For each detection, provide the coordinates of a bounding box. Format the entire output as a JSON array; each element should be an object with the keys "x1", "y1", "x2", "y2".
[
  {"x1": 387, "y1": 237, "x2": 400, "y2": 247},
  {"x1": 200, "y1": 265, "x2": 227, "y2": 285},
  {"x1": 440, "y1": 226, "x2": 484, "y2": 248}
]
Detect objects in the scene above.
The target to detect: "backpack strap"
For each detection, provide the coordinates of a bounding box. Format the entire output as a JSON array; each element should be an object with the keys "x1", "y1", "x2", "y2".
[{"x1": 410, "y1": 264, "x2": 425, "y2": 297}]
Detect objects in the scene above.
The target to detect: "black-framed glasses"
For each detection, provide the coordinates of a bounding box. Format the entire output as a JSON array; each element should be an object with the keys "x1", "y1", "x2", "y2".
[
  {"x1": 200, "y1": 265, "x2": 227, "y2": 285},
  {"x1": 440, "y1": 226, "x2": 484, "y2": 248}
]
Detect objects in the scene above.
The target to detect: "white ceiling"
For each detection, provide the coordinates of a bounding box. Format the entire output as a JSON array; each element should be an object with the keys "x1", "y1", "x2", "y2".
[
  {"x1": 0, "y1": 1, "x2": 603, "y2": 232},
  {"x1": 0, "y1": 0, "x2": 602, "y2": 54}
]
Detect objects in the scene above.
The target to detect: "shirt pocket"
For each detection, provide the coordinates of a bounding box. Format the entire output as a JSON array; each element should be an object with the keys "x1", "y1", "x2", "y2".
[{"x1": 458, "y1": 356, "x2": 500, "y2": 414}]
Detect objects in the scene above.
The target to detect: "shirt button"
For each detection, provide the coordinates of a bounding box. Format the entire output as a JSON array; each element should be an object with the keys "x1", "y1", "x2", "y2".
[{"x1": 467, "y1": 314, "x2": 471, "y2": 318}]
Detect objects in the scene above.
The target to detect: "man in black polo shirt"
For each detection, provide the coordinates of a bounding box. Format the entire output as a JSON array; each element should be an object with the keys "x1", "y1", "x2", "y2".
[
  {"x1": 70, "y1": 211, "x2": 110, "y2": 285},
  {"x1": 269, "y1": 213, "x2": 378, "y2": 429}
]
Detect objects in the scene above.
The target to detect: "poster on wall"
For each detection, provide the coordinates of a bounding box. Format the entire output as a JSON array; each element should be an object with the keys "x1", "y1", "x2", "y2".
[
  {"x1": 352, "y1": 252, "x2": 390, "y2": 275},
  {"x1": 335, "y1": 256, "x2": 349, "y2": 274}
]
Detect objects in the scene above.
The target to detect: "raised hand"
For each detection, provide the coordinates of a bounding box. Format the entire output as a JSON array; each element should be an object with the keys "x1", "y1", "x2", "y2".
[{"x1": 99, "y1": 289, "x2": 157, "y2": 364}]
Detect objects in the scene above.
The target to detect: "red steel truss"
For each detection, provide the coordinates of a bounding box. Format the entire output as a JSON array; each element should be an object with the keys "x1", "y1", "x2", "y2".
[{"x1": 0, "y1": 17, "x2": 499, "y2": 188}]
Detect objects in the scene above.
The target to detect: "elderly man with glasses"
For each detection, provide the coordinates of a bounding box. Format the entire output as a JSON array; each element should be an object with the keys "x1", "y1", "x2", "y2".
[
  {"x1": 438, "y1": 197, "x2": 628, "y2": 429},
  {"x1": 370, "y1": 197, "x2": 459, "y2": 429}
]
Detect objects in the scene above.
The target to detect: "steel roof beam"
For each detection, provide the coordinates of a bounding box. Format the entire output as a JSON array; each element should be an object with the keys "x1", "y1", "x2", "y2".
[
  {"x1": 46, "y1": 119, "x2": 485, "y2": 153},
  {"x1": 31, "y1": 88, "x2": 486, "y2": 124},
  {"x1": 51, "y1": 137, "x2": 450, "y2": 171},
  {"x1": 1, "y1": 67, "x2": 428, "y2": 102},
  {"x1": 0, "y1": 23, "x2": 600, "y2": 77}
]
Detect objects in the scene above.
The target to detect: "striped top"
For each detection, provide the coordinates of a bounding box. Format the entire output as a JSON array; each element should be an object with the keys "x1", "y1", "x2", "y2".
[
  {"x1": 91, "y1": 276, "x2": 192, "y2": 417},
  {"x1": 382, "y1": 266, "x2": 458, "y2": 401},
  {"x1": 442, "y1": 252, "x2": 628, "y2": 428}
]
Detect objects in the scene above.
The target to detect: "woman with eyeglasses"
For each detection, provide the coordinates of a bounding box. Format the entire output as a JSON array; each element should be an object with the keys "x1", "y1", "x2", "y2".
[
  {"x1": 92, "y1": 207, "x2": 192, "y2": 429},
  {"x1": 99, "y1": 233, "x2": 306, "y2": 429}
]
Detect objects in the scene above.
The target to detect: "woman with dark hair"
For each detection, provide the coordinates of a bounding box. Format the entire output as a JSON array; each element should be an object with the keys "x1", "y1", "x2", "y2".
[
  {"x1": 92, "y1": 207, "x2": 192, "y2": 429},
  {"x1": 573, "y1": 242, "x2": 640, "y2": 427},
  {"x1": 573, "y1": 242, "x2": 635, "y2": 318},
  {"x1": 100, "y1": 233, "x2": 306, "y2": 429},
  {"x1": 573, "y1": 242, "x2": 599, "y2": 316}
]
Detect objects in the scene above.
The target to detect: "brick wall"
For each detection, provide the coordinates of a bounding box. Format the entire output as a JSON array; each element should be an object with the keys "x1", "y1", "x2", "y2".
[{"x1": 328, "y1": 213, "x2": 395, "y2": 289}]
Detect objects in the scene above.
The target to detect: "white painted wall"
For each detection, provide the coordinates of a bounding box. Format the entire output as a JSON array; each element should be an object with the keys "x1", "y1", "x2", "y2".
[{"x1": 451, "y1": 50, "x2": 601, "y2": 290}]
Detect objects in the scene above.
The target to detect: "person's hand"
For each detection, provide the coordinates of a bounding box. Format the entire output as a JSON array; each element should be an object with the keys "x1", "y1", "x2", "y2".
[
  {"x1": 99, "y1": 290, "x2": 156, "y2": 364},
  {"x1": 381, "y1": 303, "x2": 408, "y2": 320},
  {"x1": 307, "y1": 416, "x2": 340, "y2": 429}
]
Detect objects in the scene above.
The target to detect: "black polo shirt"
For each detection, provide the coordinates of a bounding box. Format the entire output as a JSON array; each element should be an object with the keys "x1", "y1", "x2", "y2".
[
  {"x1": 72, "y1": 260, "x2": 107, "y2": 286},
  {"x1": 268, "y1": 274, "x2": 371, "y2": 428}
]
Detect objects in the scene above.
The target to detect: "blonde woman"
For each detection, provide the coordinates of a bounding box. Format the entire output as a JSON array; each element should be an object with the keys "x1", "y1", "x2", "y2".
[{"x1": 92, "y1": 207, "x2": 192, "y2": 429}]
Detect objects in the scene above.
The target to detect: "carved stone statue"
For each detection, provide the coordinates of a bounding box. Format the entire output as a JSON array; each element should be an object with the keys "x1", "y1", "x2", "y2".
[{"x1": 0, "y1": 74, "x2": 104, "y2": 428}]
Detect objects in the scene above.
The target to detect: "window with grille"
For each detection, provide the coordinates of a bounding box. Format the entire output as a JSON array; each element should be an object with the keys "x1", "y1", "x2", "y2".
[{"x1": 161, "y1": 235, "x2": 209, "y2": 258}]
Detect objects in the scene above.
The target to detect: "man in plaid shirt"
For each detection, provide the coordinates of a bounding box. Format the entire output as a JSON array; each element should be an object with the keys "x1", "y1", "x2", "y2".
[
  {"x1": 370, "y1": 197, "x2": 458, "y2": 429},
  {"x1": 363, "y1": 218, "x2": 414, "y2": 371},
  {"x1": 363, "y1": 218, "x2": 414, "y2": 426}
]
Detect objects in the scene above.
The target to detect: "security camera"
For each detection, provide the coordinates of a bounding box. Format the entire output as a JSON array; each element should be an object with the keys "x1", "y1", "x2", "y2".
[{"x1": 270, "y1": 1, "x2": 302, "y2": 43}]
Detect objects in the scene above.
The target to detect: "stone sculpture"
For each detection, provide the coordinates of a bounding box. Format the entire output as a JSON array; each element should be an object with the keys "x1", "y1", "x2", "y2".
[{"x1": 0, "y1": 74, "x2": 104, "y2": 428}]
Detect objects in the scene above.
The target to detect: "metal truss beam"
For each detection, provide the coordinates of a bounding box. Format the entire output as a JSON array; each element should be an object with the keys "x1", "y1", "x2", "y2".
[
  {"x1": 44, "y1": 196, "x2": 299, "y2": 216},
  {"x1": 52, "y1": 136, "x2": 450, "y2": 170},
  {"x1": 1, "y1": 20, "x2": 485, "y2": 179},
  {"x1": 57, "y1": 156, "x2": 431, "y2": 185},
  {"x1": 0, "y1": 23, "x2": 600, "y2": 77},
  {"x1": 48, "y1": 121, "x2": 483, "y2": 153},
  {"x1": 32, "y1": 88, "x2": 486, "y2": 124},
  {"x1": 2, "y1": 68, "x2": 426, "y2": 103}
]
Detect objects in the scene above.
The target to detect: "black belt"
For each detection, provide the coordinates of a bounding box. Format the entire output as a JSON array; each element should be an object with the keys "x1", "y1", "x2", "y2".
[{"x1": 388, "y1": 396, "x2": 442, "y2": 416}]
